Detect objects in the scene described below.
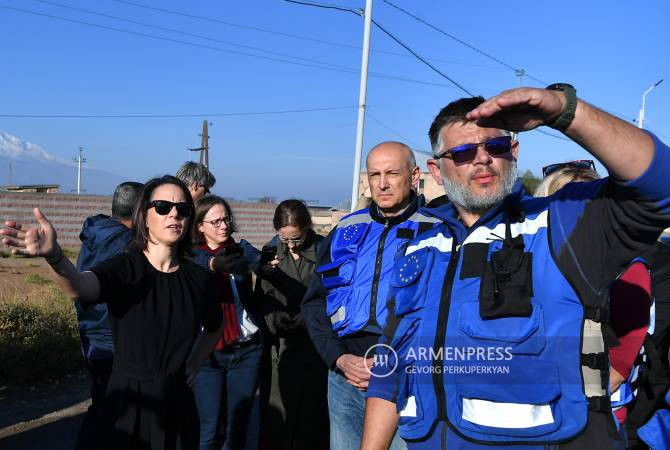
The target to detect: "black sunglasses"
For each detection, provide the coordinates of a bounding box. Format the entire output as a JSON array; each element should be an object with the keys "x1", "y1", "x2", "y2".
[
  {"x1": 148, "y1": 200, "x2": 193, "y2": 217},
  {"x1": 434, "y1": 136, "x2": 513, "y2": 165},
  {"x1": 542, "y1": 160, "x2": 596, "y2": 178}
]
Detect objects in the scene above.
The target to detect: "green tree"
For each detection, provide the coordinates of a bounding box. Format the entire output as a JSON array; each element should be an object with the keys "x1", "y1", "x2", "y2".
[{"x1": 520, "y1": 169, "x2": 542, "y2": 194}]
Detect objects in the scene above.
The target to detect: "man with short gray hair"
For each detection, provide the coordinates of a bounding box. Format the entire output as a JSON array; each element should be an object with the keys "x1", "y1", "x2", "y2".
[{"x1": 176, "y1": 161, "x2": 216, "y2": 201}]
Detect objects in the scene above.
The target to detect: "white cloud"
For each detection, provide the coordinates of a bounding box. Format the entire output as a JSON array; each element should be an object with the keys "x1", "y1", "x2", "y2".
[{"x1": 0, "y1": 131, "x2": 71, "y2": 165}]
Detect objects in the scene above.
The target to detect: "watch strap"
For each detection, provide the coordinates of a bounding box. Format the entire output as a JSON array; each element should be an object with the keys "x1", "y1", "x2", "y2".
[{"x1": 546, "y1": 83, "x2": 577, "y2": 132}]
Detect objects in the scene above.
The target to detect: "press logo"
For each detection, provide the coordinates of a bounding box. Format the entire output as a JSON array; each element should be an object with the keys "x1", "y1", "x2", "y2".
[{"x1": 364, "y1": 343, "x2": 398, "y2": 378}]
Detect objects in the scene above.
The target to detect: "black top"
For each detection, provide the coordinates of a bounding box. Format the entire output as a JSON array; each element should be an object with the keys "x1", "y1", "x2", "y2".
[{"x1": 90, "y1": 249, "x2": 222, "y2": 449}]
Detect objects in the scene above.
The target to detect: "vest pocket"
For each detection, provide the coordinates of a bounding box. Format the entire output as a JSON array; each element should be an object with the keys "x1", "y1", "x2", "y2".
[
  {"x1": 393, "y1": 318, "x2": 434, "y2": 438},
  {"x1": 452, "y1": 359, "x2": 563, "y2": 437},
  {"x1": 318, "y1": 258, "x2": 355, "y2": 290},
  {"x1": 391, "y1": 248, "x2": 433, "y2": 316},
  {"x1": 318, "y1": 258, "x2": 356, "y2": 331},
  {"x1": 458, "y1": 300, "x2": 546, "y2": 355},
  {"x1": 397, "y1": 372, "x2": 425, "y2": 432}
]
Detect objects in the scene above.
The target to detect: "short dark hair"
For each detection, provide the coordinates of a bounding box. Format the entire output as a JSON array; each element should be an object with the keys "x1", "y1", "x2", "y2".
[
  {"x1": 129, "y1": 175, "x2": 193, "y2": 260},
  {"x1": 273, "y1": 199, "x2": 312, "y2": 230},
  {"x1": 176, "y1": 162, "x2": 216, "y2": 189},
  {"x1": 192, "y1": 195, "x2": 237, "y2": 246},
  {"x1": 428, "y1": 96, "x2": 486, "y2": 153},
  {"x1": 111, "y1": 181, "x2": 143, "y2": 219}
]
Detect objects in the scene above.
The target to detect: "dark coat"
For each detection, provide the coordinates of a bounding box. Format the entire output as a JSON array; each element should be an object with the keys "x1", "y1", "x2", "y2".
[{"x1": 256, "y1": 229, "x2": 329, "y2": 449}]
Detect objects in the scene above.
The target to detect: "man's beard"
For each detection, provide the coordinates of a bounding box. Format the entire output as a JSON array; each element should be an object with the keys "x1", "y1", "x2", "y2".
[{"x1": 442, "y1": 161, "x2": 517, "y2": 213}]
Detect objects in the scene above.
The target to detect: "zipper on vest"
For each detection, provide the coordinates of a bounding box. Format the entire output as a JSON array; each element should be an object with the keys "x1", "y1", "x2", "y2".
[
  {"x1": 369, "y1": 220, "x2": 391, "y2": 328},
  {"x1": 433, "y1": 238, "x2": 460, "y2": 422}
]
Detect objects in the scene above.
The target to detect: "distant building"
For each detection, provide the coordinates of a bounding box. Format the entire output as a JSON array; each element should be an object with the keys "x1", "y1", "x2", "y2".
[{"x1": 2, "y1": 184, "x2": 60, "y2": 193}]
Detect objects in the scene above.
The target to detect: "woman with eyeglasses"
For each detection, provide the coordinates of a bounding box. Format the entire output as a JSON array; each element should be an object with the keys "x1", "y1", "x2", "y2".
[
  {"x1": 191, "y1": 195, "x2": 264, "y2": 450},
  {"x1": 256, "y1": 199, "x2": 329, "y2": 450},
  {"x1": 0, "y1": 175, "x2": 224, "y2": 449}
]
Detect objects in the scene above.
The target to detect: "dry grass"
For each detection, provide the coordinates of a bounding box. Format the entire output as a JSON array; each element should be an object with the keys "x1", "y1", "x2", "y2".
[{"x1": 0, "y1": 283, "x2": 82, "y2": 385}]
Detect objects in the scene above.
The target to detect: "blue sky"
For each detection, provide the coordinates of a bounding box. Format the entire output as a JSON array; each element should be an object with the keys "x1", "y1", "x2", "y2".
[{"x1": 1, "y1": 0, "x2": 668, "y2": 205}]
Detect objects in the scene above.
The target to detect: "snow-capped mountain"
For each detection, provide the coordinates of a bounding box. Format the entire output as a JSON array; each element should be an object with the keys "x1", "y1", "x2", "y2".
[
  {"x1": 0, "y1": 131, "x2": 71, "y2": 165},
  {"x1": 0, "y1": 131, "x2": 124, "y2": 194}
]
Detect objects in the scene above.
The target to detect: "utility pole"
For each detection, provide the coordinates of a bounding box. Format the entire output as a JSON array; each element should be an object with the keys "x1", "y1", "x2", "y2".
[
  {"x1": 350, "y1": 0, "x2": 373, "y2": 212},
  {"x1": 188, "y1": 120, "x2": 211, "y2": 168},
  {"x1": 515, "y1": 69, "x2": 525, "y2": 87},
  {"x1": 8, "y1": 162, "x2": 12, "y2": 186},
  {"x1": 638, "y1": 79, "x2": 663, "y2": 129},
  {"x1": 73, "y1": 147, "x2": 86, "y2": 195}
]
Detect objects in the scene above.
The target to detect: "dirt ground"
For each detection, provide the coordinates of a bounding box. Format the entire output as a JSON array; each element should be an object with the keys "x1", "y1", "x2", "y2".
[
  {"x1": 0, "y1": 253, "x2": 90, "y2": 449},
  {"x1": 0, "y1": 253, "x2": 61, "y2": 299}
]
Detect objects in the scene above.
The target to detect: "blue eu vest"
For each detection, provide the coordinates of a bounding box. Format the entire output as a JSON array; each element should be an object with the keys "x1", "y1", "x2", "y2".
[
  {"x1": 317, "y1": 207, "x2": 440, "y2": 337},
  {"x1": 389, "y1": 199, "x2": 604, "y2": 445}
]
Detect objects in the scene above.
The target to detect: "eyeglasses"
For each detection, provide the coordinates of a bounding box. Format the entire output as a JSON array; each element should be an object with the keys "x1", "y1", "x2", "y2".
[
  {"x1": 202, "y1": 217, "x2": 231, "y2": 228},
  {"x1": 279, "y1": 236, "x2": 304, "y2": 245},
  {"x1": 434, "y1": 136, "x2": 513, "y2": 165},
  {"x1": 542, "y1": 160, "x2": 596, "y2": 178},
  {"x1": 148, "y1": 200, "x2": 193, "y2": 217}
]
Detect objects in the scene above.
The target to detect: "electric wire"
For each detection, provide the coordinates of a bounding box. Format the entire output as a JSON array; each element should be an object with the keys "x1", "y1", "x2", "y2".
[
  {"x1": 30, "y1": 0, "x2": 355, "y2": 70},
  {"x1": 0, "y1": 105, "x2": 357, "y2": 119},
  {"x1": 366, "y1": 112, "x2": 428, "y2": 151},
  {"x1": 533, "y1": 128, "x2": 572, "y2": 141},
  {"x1": 0, "y1": 4, "x2": 479, "y2": 91},
  {"x1": 370, "y1": 19, "x2": 475, "y2": 96},
  {"x1": 112, "y1": 0, "x2": 504, "y2": 70},
  {"x1": 283, "y1": 0, "x2": 475, "y2": 96},
  {"x1": 380, "y1": 0, "x2": 549, "y2": 86},
  {"x1": 0, "y1": 4, "x2": 358, "y2": 74},
  {"x1": 284, "y1": 0, "x2": 358, "y2": 15}
]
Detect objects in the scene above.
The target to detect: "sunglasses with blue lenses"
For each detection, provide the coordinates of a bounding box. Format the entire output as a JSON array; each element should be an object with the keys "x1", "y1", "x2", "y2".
[
  {"x1": 435, "y1": 135, "x2": 513, "y2": 165},
  {"x1": 148, "y1": 200, "x2": 193, "y2": 217},
  {"x1": 542, "y1": 160, "x2": 596, "y2": 178}
]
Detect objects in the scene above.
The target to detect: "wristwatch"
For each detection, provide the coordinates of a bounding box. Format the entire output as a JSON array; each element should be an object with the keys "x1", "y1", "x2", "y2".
[{"x1": 545, "y1": 83, "x2": 577, "y2": 132}]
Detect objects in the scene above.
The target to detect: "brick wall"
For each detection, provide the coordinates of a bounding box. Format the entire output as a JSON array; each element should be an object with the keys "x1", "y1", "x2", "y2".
[{"x1": 0, "y1": 192, "x2": 346, "y2": 251}]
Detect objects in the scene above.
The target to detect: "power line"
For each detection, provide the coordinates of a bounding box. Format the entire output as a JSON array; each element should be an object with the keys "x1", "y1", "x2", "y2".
[
  {"x1": 111, "y1": 0, "x2": 365, "y2": 51},
  {"x1": 283, "y1": 0, "x2": 474, "y2": 96},
  {"x1": 380, "y1": 0, "x2": 549, "y2": 86},
  {"x1": 533, "y1": 128, "x2": 572, "y2": 141},
  {"x1": 366, "y1": 112, "x2": 428, "y2": 151},
  {"x1": 0, "y1": 105, "x2": 357, "y2": 119},
  {"x1": 284, "y1": 0, "x2": 358, "y2": 15},
  {"x1": 0, "y1": 4, "x2": 356, "y2": 73},
  {"x1": 114, "y1": 0, "x2": 504, "y2": 70},
  {"x1": 370, "y1": 19, "x2": 474, "y2": 96},
  {"x1": 30, "y1": 0, "x2": 354, "y2": 70},
  {"x1": 1, "y1": 4, "x2": 479, "y2": 91}
]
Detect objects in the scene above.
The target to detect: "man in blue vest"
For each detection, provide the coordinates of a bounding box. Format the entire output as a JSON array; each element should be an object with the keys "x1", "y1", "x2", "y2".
[
  {"x1": 361, "y1": 86, "x2": 670, "y2": 449},
  {"x1": 302, "y1": 141, "x2": 441, "y2": 449},
  {"x1": 74, "y1": 181, "x2": 143, "y2": 450}
]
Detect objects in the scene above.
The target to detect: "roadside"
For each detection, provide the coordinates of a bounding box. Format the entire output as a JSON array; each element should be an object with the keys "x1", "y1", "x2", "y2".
[
  {"x1": 0, "y1": 371, "x2": 90, "y2": 449},
  {"x1": 0, "y1": 253, "x2": 90, "y2": 449}
]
